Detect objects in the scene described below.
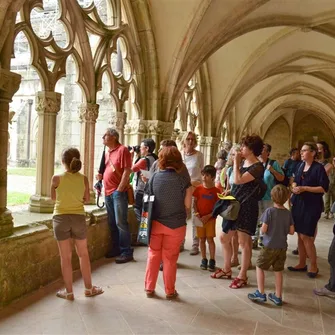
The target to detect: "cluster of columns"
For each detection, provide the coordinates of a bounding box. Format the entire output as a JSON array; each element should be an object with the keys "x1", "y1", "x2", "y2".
[{"x1": 0, "y1": 74, "x2": 221, "y2": 237}]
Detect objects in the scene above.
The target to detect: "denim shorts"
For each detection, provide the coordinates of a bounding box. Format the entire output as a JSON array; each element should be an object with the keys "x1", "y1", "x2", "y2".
[{"x1": 53, "y1": 214, "x2": 87, "y2": 241}]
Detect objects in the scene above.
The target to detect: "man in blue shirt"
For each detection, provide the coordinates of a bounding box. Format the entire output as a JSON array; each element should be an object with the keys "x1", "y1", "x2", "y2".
[
  {"x1": 253, "y1": 144, "x2": 285, "y2": 249},
  {"x1": 282, "y1": 148, "x2": 301, "y2": 180}
]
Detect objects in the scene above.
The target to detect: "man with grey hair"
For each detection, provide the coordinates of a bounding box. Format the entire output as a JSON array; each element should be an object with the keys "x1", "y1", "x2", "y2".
[{"x1": 97, "y1": 128, "x2": 133, "y2": 263}]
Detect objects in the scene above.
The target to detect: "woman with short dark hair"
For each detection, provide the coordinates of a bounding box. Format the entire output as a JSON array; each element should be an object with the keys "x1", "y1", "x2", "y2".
[
  {"x1": 288, "y1": 142, "x2": 329, "y2": 277},
  {"x1": 144, "y1": 147, "x2": 192, "y2": 299},
  {"x1": 211, "y1": 134, "x2": 264, "y2": 289}
]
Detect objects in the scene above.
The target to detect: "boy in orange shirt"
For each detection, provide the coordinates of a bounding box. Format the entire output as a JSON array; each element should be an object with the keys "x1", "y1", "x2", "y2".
[{"x1": 193, "y1": 165, "x2": 220, "y2": 272}]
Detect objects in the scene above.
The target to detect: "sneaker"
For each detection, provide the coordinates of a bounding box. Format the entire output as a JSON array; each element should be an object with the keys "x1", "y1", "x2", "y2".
[
  {"x1": 159, "y1": 262, "x2": 163, "y2": 271},
  {"x1": 115, "y1": 254, "x2": 134, "y2": 264},
  {"x1": 190, "y1": 246, "x2": 199, "y2": 255},
  {"x1": 248, "y1": 290, "x2": 267, "y2": 303},
  {"x1": 268, "y1": 293, "x2": 282, "y2": 306},
  {"x1": 200, "y1": 258, "x2": 208, "y2": 270},
  {"x1": 313, "y1": 287, "x2": 335, "y2": 297},
  {"x1": 208, "y1": 259, "x2": 216, "y2": 272}
]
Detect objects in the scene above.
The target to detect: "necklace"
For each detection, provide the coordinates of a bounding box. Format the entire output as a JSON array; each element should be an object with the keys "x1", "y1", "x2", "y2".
[{"x1": 184, "y1": 150, "x2": 196, "y2": 156}]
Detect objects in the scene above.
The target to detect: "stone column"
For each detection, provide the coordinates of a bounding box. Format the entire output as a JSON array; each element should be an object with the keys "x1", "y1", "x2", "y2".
[
  {"x1": 0, "y1": 69, "x2": 21, "y2": 237},
  {"x1": 108, "y1": 111, "x2": 127, "y2": 143},
  {"x1": 29, "y1": 91, "x2": 61, "y2": 213},
  {"x1": 199, "y1": 136, "x2": 221, "y2": 165},
  {"x1": 79, "y1": 103, "x2": 99, "y2": 204}
]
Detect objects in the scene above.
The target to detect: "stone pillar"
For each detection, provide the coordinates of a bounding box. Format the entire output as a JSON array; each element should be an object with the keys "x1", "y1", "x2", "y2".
[
  {"x1": 108, "y1": 111, "x2": 127, "y2": 143},
  {"x1": 79, "y1": 103, "x2": 99, "y2": 204},
  {"x1": 199, "y1": 136, "x2": 221, "y2": 165},
  {"x1": 29, "y1": 91, "x2": 61, "y2": 213},
  {"x1": 0, "y1": 69, "x2": 21, "y2": 237}
]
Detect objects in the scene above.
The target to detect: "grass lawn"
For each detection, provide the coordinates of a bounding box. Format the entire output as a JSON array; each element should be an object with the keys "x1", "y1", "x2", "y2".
[
  {"x1": 7, "y1": 192, "x2": 30, "y2": 206},
  {"x1": 8, "y1": 167, "x2": 36, "y2": 176},
  {"x1": 8, "y1": 167, "x2": 62, "y2": 176}
]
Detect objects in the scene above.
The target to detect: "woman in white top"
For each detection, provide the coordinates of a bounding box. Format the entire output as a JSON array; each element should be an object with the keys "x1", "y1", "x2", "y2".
[{"x1": 180, "y1": 131, "x2": 204, "y2": 255}]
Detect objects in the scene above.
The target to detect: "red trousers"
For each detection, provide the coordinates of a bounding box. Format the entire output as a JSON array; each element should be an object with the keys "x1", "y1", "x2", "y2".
[{"x1": 145, "y1": 220, "x2": 186, "y2": 295}]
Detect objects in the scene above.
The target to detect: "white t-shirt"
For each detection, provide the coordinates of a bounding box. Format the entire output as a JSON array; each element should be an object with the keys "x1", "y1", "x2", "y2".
[{"x1": 182, "y1": 151, "x2": 204, "y2": 183}]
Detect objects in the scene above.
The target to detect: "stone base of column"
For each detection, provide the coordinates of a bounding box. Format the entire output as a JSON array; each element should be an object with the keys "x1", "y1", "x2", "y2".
[
  {"x1": 0, "y1": 209, "x2": 14, "y2": 238},
  {"x1": 29, "y1": 195, "x2": 55, "y2": 213},
  {"x1": 89, "y1": 190, "x2": 96, "y2": 205}
]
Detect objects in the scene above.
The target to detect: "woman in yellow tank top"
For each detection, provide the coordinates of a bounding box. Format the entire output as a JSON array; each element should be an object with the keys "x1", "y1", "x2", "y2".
[{"x1": 51, "y1": 148, "x2": 103, "y2": 300}]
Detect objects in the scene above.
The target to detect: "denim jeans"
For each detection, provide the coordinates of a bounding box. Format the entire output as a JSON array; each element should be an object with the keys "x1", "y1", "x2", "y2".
[{"x1": 105, "y1": 191, "x2": 132, "y2": 257}]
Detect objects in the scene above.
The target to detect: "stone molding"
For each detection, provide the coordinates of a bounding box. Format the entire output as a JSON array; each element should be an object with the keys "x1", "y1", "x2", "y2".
[
  {"x1": 124, "y1": 119, "x2": 174, "y2": 136},
  {"x1": 0, "y1": 68, "x2": 21, "y2": 102},
  {"x1": 35, "y1": 92, "x2": 61, "y2": 115},
  {"x1": 78, "y1": 103, "x2": 99, "y2": 123},
  {"x1": 108, "y1": 112, "x2": 127, "y2": 129}
]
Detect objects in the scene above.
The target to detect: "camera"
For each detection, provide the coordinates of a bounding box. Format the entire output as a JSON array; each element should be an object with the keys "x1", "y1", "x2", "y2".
[{"x1": 128, "y1": 145, "x2": 141, "y2": 154}]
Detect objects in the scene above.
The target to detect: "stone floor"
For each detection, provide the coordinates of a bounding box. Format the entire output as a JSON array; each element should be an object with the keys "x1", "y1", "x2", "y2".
[{"x1": 0, "y1": 217, "x2": 335, "y2": 335}]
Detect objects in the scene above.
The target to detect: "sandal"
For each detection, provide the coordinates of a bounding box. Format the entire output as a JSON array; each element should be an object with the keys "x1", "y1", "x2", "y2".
[
  {"x1": 56, "y1": 289, "x2": 74, "y2": 301},
  {"x1": 210, "y1": 269, "x2": 232, "y2": 279},
  {"x1": 229, "y1": 277, "x2": 248, "y2": 289},
  {"x1": 145, "y1": 289, "x2": 155, "y2": 298},
  {"x1": 85, "y1": 285, "x2": 104, "y2": 297}
]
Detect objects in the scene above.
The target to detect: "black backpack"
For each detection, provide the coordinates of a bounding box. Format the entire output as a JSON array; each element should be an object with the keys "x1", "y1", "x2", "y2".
[{"x1": 268, "y1": 159, "x2": 289, "y2": 187}]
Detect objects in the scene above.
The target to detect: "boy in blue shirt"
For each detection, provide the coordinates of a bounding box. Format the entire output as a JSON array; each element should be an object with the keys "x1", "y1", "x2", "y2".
[{"x1": 248, "y1": 185, "x2": 295, "y2": 306}]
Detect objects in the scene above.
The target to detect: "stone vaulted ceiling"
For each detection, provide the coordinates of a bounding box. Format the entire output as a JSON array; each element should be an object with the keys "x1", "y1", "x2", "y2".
[{"x1": 148, "y1": 0, "x2": 335, "y2": 142}]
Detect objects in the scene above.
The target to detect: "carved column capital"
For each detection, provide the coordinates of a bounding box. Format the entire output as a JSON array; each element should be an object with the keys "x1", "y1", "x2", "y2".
[
  {"x1": 0, "y1": 68, "x2": 21, "y2": 102},
  {"x1": 108, "y1": 112, "x2": 127, "y2": 129},
  {"x1": 124, "y1": 119, "x2": 147, "y2": 135},
  {"x1": 35, "y1": 91, "x2": 61, "y2": 115},
  {"x1": 78, "y1": 103, "x2": 99, "y2": 123},
  {"x1": 146, "y1": 120, "x2": 174, "y2": 136}
]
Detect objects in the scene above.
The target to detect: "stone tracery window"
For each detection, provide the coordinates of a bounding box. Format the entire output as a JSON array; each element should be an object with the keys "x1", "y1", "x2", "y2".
[{"x1": 8, "y1": 0, "x2": 136, "y2": 210}]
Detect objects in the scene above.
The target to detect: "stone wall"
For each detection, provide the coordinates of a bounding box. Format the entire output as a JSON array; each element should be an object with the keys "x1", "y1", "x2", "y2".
[
  {"x1": 0, "y1": 207, "x2": 138, "y2": 307},
  {"x1": 264, "y1": 117, "x2": 291, "y2": 165}
]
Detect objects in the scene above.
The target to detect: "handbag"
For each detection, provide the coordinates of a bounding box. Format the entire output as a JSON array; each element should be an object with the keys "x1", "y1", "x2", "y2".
[
  {"x1": 127, "y1": 184, "x2": 135, "y2": 205},
  {"x1": 137, "y1": 174, "x2": 156, "y2": 245},
  {"x1": 215, "y1": 177, "x2": 264, "y2": 221}
]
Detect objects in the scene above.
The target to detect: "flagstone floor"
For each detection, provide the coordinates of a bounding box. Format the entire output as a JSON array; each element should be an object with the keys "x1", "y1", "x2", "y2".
[{"x1": 0, "y1": 217, "x2": 335, "y2": 335}]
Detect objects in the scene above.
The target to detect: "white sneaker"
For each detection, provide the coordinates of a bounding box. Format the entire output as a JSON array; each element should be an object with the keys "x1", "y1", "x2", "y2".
[
  {"x1": 313, "y1": 287, "x2": 335, "y2": 297},
  {"x1": 190, "y1": 247, "x2": 199, "y2": 255}
]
